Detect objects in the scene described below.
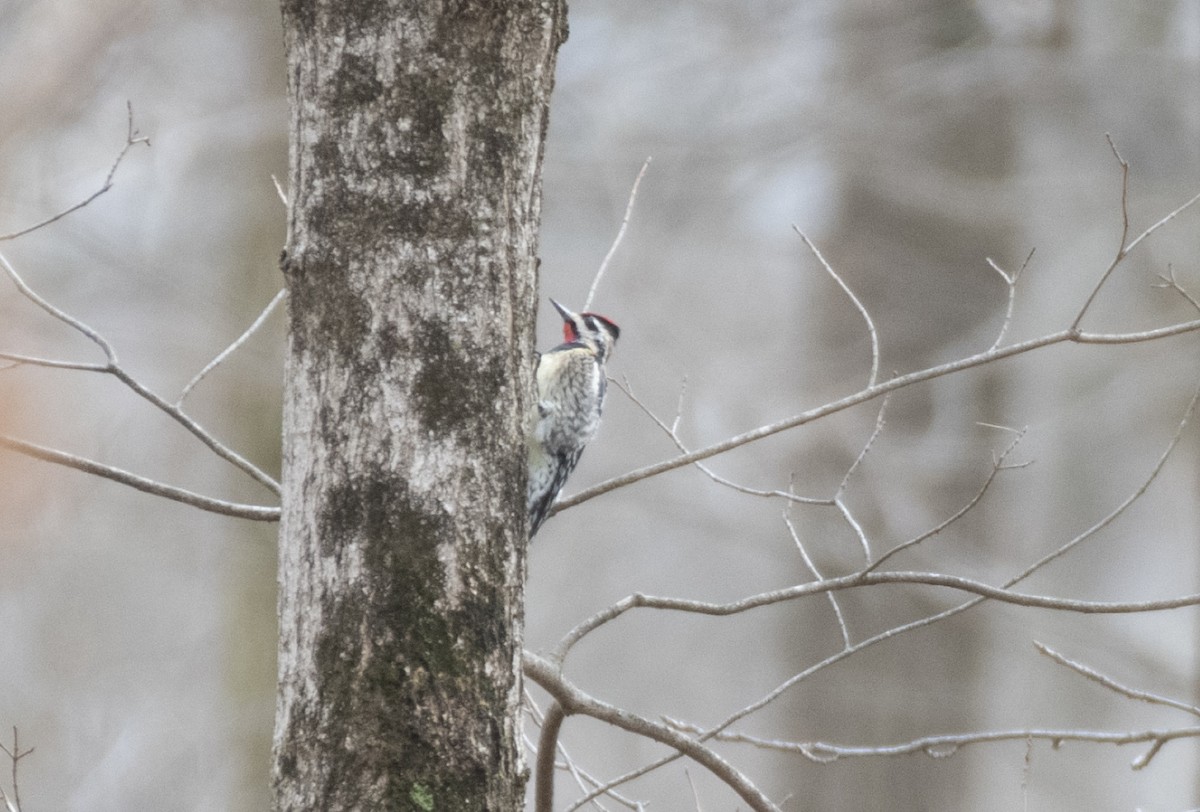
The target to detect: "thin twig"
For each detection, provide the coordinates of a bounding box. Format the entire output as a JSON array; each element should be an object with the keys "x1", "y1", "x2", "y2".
[
  {"x1": 1022, "y1": 736, "x2": 1033, "y2": 812},
  {"x1": 0, "y1": 352, "x2": 109, "y2": 372},
  {"x1": 1153, "y1": 263, "x2": 1200, "y2": 314},
  {"x1": 801, "y1": 727, "x2": 1197, "y2": 770},
  {"x1": 611, "y1": 376, "x2": 825, "y2": 505},
  {"x1": 794, "y1": 227, "x2": 879, "y2": 388},
  {"x1": 1125, "y1": 187, "x2": 1200, "y2": 255},
  {"x1": 863, "y1": 427, "x2": 1028, "y2": 574},
  {"x1": 837, "y1": 394, "x2": 888, "y2": 498},
  {"x1": 835, "y1": 497, "x2": 872, "y2": 566},
  {"x1": 830, "y1": 396, "x2": 890, "y2": 566},
  {"x1": 585, "y1": 157, "x2": 651, "y2": 312},
  {"x1": 1034, "y1": 641, "x2": 1200, "y2": 718},
  {"x1": 0, "y1": 103, "x2": 150, "y2": 242},
  {"x1": 986, "y1": 248, "x2": 1034, "y2": 351},
  {"x1": 177, "y1": 288, "x2": 287, "y2": 405},
  {"x1": 0, "y1": 251, "x2": 116, "y2": 362},
  {"x1": 0, "y1": 434, "x2": 281, "y2": 521},
  {"x1": 784, "y1": 507, "x2": 851, "y2": 649},
  {"x1": 685, "y1": 768, "x2": 703, "y2": 812},
  {"x1": 271, "y1": 174, "x2": 289, "y2": 208},
  {"x1": 1009, "y1": 381, "x2": 1199, "y2": 581}
]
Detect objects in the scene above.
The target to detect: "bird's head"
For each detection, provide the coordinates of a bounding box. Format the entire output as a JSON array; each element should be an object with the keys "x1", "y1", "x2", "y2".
[{"x1": 550, "y1": 298, "x2": 621, "y2": 360}]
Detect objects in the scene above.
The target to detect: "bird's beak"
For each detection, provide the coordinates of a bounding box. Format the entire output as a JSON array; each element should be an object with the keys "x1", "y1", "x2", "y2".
[{"x1": 550, "y1": 298, "x2": 576, "y2": 323}]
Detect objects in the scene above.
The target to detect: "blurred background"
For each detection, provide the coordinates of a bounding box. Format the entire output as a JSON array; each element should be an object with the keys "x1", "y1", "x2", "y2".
[{"x1": 1, "y1": 1, "x2": 1199, "y2": 809}]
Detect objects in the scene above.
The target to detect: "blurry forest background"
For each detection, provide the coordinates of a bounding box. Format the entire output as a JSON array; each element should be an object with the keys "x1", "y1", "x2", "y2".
[{"x1": 2, "y1": 1, "x2": 1199, "y2": 809}]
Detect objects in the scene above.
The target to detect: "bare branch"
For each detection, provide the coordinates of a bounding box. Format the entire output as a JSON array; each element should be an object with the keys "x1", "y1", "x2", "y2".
[
  {"x1": 1034, "y1": 641, "x2": 1200, "y2": 718},
  {"x1": 0, "y1": 434, "x2": 281, "y2": 522},
  {"x1": 0, "y1": 251, "x2": 281, "y2": 495},
  {"x1": 0, "y1": 104, "x2": 150, "y2": 242},
  {"x1": 557, "y1": 318, "x2": 1200, "y2": 513},
  {"x1": 178, "y1": 288, "x2": 287, "y2": 405},
  {"x1": 660, "y1": 717, "x2": 1200, "y2": 770},
  {"x1": 679, "y1": 380, "x2": 1198, "y2": 775},
  {"x1": 794, "y1": 227, "x2": 880, "y2": 388},
  {"x1": 584, "y1": 572, "x2": 1200, "y2": 626},
  {"x1": 523, "y1": 652, "x2": 781, "y2": 812},
  {"x1": 802, "y1": 727, "x2": 1198, "y2": 770},
  {"x1": 584, "y1": 157, "x2": 651, "y2": 312},
  {"x1": 549, "y1": 572, "x2": 1200, "y2": 667},
  {"x1": 588, "y1": 379, "x2": 1200, "y2": 791},
  {"x1": 1074, "y1": 321, "x2": 1200, "y2": 343},
  {"x1": 613, "y1": 375, "x2": 890, "y2": 537}
]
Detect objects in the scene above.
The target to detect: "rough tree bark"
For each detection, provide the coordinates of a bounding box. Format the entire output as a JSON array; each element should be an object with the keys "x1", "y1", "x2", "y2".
[{"x1": 273, "y1": 1, "x2": 567, "y2": 809}]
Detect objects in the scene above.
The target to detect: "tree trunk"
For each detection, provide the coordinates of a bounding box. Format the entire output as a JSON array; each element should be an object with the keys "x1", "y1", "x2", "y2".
[{"x1": 273, "y1": 2, "x2": 567, "y2": 809}]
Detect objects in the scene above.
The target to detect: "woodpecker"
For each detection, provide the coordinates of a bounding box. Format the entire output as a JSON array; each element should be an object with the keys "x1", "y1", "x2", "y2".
[{"x1": 527, "y1": 299, "x2": 621, "y2": 538}]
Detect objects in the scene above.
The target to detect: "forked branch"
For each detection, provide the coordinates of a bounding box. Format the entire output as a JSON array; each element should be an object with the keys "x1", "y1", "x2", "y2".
[
  {"x1": 0, "y1": 103, "x2": 149, "y2": 242},
  {"x1": 524, "y1": 652, "x2": 780, "y2": 812},
  {"x1": 0, "y1": 251, "x2": 282, "y2": 507},
  {"x1": 0, "y1": 728, "x2": 32, "y2": 812},
  {"x1": 554, "y1": 379, "x2": 1200, "y2": 802}
]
